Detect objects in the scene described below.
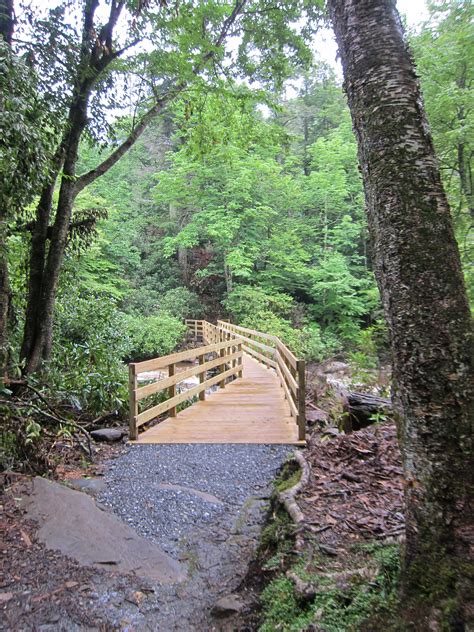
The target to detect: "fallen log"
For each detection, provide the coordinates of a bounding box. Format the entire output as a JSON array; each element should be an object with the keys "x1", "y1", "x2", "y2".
[{"x1": 342, "y1": 392, "x2": 392, "y2": 433}]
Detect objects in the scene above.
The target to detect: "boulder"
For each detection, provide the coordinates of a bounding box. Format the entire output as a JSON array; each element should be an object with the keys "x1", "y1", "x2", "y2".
[{"x1": 90, "y1": 428, "x2": 125, "y2": 442}]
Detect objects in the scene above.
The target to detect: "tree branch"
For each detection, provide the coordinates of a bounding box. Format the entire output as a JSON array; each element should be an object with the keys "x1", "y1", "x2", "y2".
[{"x1": 74, "y1": 0, "x2": 248, "y2": 193}]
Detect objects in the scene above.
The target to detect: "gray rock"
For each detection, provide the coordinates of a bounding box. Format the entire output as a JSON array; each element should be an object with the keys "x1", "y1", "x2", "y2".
[
  {"x1": 68, "y1": 477, "x2": 106, "y2": 496},
  {"x1": 19, "y1": 477, "x2": 185, "y2": 583},
  {"x1": 211, "y1": 594, "x2": 245, "y2": 617},
  {"x1": 90, "y1": 428, "x2": 124, "y2": 442}
]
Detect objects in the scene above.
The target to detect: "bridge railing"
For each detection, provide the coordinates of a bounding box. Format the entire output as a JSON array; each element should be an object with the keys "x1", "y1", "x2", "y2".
[
  {"x1": 186, "y1": 319, "x2": 306, "y2": 441},
  {"x1": 129, "y1": 337, "x2": 242, "y2": 440}
]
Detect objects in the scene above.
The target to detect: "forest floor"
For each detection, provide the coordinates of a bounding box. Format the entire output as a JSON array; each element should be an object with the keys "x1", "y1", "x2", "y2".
[
  {"x1": 0, "y1": 363, "x2": 405, "y2": 631},
  {"x1": 0, "y1": 441, "x2": 290, "y2": 631}
]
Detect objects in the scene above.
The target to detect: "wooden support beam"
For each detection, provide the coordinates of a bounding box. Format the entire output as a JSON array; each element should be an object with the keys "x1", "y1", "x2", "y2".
[
  {"x1": 129, "y1": 364, "x2": 138, "y2": 440},
  {"x1": 199, "y1": 354, "x2": 206, "y2": 401},
  {"x1": 169, "y1": 363, "x2": 177, "y2": 417},
  {"x1": 297, "y1": 359, "x2": 306, "y2": 441}
]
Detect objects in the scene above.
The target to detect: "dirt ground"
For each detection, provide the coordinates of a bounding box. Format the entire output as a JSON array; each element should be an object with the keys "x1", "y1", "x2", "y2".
[{"x1": 0, "y1": 413, "x2": 406, "y2": 631}]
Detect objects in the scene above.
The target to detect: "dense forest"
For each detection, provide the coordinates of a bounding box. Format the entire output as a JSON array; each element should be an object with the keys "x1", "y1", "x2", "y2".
[
  {"x1": 1, "y1": 0, "x2": 472, "y2": 630},
  {"x1": 2, "y1": 1, "x2": 472, "y2": 415}
]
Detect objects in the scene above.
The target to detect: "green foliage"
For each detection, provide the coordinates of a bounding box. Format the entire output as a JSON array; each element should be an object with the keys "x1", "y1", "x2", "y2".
[
  {"x1": 157, "y1": 287, "x2": 204, "y2": 320},
  {"x1": 224, "y1": 286, "x2": 295, "y2": 322},
  {"x1": 48, "y1": 290, "x2": 129, "y2": 415},
  {"x1": 0, "y1": 40, "x2": 57, "y2": 216},
  {"x1": 308, "y1": 251, "x2": 375, "y2": 341},
  {"x1": 123, "y1": 312, "x2": 187, "y2": 362},
  {"x1": 411, "y1": 1, "x2": 474, "y2": 301},
  {"x1": 259, "y1": 544, "x2": 401, "y2": 632}
]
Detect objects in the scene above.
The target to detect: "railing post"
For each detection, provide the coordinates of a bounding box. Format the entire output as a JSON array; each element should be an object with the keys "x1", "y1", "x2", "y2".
[
  {"x1": 238, "y1": 343, "x2": 243, "y2": 377},
  {"x1": 296, "y1": 359, "x2": 306, "y2": 441},
  {"x1": 199, "y1": 354, "x2": 206, "y2": 401},
  {"x1": 169, "y1": 363, "x2": 177, "y2": 416},
  {"x1": 219, "y1": 334, "x2": 226, "y2": 388},
  {"x1": 129, "y1": 364, "x2": 138, "y2": 440}
]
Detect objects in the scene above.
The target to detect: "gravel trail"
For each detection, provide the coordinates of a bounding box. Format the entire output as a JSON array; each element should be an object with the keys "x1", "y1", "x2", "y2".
[{"x1": 97, "y1": 443, "x2": 291, "y2": 630}]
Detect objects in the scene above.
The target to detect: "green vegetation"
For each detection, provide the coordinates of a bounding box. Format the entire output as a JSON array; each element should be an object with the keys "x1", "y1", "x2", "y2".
[{"x1": 259, "y1": 544, "x2": 400, "y2": 632}]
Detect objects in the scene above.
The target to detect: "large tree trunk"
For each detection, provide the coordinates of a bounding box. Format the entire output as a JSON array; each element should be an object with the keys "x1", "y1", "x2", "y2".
[
  {"x1": 0, "y1": 0, "x2": 14, "y2": 375},
  {"x1": 20, "y1": 178, "x2": 59, "y2": 364},
  {"x1": 0, "y1": 0, "x2": 13, "y2": 45},
  {"x1": 327, "y1": 0, "x2": 473, "y2": 627}
]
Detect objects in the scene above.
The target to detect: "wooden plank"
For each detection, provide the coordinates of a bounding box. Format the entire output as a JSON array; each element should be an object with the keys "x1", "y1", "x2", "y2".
[
  {"x1": 136, "y1": 352, "x2": 241, "y2": 400},
  {"x1": 134, "y1": 355, "x2": 304, "y2": 445},
  {"x1": 276, "y1": 339, "x2": 298, "y2": 370},
  {"x1": 242, "y1": 344, "x2": 277, "y2": 368},
  {"x1": 217, "y1": 325, "x2": 276, "y2": 355},
  {"x1": 136, "y1": 364, "x2": 241, "y2": 427},
  {"x1": 277, "y1": 351, "x2": 298, "y2": 395},
  {"x1": 276, "y1": 364, "x2": 298, "y2": 418},
  {"x1": 131, "y1": 338, "x2": 238, "y2": 373},
  {"x1": 217, "y1": 321, "x2": 277, "y2": 343}
]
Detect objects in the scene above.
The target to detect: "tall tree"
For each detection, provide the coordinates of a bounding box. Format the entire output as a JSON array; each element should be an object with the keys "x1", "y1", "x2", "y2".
[
  {"x1": 0, "y1": 0, "x2": 53, "y2": 375},
  {"x1": 15, "y1": 0, "x2": 321, "y2": 373},
  {"x1": 327, "y1": 0, "x2": 473, "y2": 627},
  {"x1": 0, "y1": 0, "x2": 13, "y2": 374}
]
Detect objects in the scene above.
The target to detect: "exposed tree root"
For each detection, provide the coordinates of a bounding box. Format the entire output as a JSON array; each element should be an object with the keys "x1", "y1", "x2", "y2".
[{"x1": 277, "y1": 450, "x2": 310, "y2": 524}]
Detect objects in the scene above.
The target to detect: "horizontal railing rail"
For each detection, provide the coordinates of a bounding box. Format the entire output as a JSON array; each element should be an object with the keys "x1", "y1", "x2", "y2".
[
  {"x1": 129, "y1": 336, "x2": 242, "y2": 440},
  {"x1": 186, "y1": 320, "x2": 306, "y2": 441}
]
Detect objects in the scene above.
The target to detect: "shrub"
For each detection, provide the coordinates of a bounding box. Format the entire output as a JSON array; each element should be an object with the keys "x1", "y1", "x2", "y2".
[
  {"x1": 224, "y1": 285, "x2": 295, "y2": 322},
  {"x1": 156, "y1": 287, "x2": 204, "y2": 320},
  {"x1": 122, "y1": 311, "x2": 187, "y2": 362},
  {"x1": 49, "y1": 291, "x2": 129, "y2": 415}
]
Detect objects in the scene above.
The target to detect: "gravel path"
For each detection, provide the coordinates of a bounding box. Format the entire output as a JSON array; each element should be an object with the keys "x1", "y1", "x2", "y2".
[{"x1": 97, "y1": 443, "x2": 291, "y2": 630}]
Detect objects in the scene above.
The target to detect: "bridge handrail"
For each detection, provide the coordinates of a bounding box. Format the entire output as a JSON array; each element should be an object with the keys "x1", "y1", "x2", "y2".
[
  {"x1": 129, "y1": 335, "x2": 243, "y2": 440},
  {"x1": 186, "y1": 319, "x2": 306, "y2": 441}
]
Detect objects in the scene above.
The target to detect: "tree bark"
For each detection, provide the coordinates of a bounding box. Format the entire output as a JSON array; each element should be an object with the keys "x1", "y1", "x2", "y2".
[
  {"x1": 327, "y1": 0, "x2": 473, "y2": 626},
  {"x1": 0, "y1": 0, "x2": 14, "y2": 375},
  {"x1": 0, "y1": 0, "x2": 13, "y2": 45}
]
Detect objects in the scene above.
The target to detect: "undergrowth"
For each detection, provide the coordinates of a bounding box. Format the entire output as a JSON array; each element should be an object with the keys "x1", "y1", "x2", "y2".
[
  {"x1": 252, "y1": 457, "x2": 401, "y2": 631},
  {"x1": 259, "y1": 543, "x2": 400, "y2": 631}
]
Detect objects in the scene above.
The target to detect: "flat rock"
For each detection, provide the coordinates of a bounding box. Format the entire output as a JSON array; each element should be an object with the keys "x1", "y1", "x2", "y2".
[
  {"x1": 211, "y1": 594, "x2": 245, "y2": 617},
  {"x1": 90, "y1": 428, "x2": 124, "y2": 442},
  {"x1": 18, "y1": 477, "x2": 185, "y2": 584},
  {"x1": 68, "y1": 477, "x2": 106, "y2": 496},
  {"x1": 320, "y1": 361, "x2": 349, "y2": 374},
  {"x1": 306, "y1": 408, "x2": 330, "y2": 424}
]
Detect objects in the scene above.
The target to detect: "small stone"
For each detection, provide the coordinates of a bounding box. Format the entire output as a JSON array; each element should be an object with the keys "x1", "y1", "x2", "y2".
[
  {"x1": 90, "y1": 428, "x2": 125, "y2": 442},
  {"x1": 125, "y1": 590, "x2": 146, "y2": 606},
  {"x1": 65, "y1": 581, "x2": 79, "y2": 589},
  {"x1": 211, "y1": 594, "x2": 245, "y2": 617},
  {"x1": 0, "y1": 592, "x2": 13, "y2": 603}
]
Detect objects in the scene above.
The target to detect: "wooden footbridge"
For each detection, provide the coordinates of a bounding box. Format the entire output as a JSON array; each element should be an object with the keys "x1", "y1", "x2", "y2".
[{"x1": 128, "y1": 320, "x2": 306, "y2": 445}]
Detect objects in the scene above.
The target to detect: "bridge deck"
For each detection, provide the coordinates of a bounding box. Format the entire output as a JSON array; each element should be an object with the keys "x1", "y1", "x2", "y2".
[{"x1": 134, "y1": 355, "x2": 303, "y2": 445}]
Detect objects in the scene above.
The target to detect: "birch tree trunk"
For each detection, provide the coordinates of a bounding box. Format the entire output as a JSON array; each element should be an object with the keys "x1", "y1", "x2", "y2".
[{"x1": 327, "y1": 0, "x2": 473, "y2": 626}]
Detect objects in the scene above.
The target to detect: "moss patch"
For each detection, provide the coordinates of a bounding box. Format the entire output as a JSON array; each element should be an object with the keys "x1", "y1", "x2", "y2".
[
  {"x1": 274, "y1": 459, "x2": 302, "y2": 493},
  {"x1": 259, "y1": 543, "x2": 401, "y2": 632}
]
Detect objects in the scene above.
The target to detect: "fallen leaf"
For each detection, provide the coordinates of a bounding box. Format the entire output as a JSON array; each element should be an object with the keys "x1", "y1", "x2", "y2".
[
  {"x1": 20, "y1": 530, "x2": 32, "y2": 547},
  {"x1": 65, "y1": 581, "x2": 79, "y2": 589}
]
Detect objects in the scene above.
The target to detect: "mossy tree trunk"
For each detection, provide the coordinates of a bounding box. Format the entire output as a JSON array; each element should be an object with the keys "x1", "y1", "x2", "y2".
[
  {"x1": 327, "y1": 0, "x2": 473, "y2": 626},
  {"x1": 0, "y1": 0, "x2": 14, "y2": 376}
]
